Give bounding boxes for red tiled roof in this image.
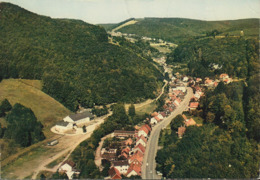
[185,118,196,127]
[124,138,133,146]
[109,167,122,179]
[182,114,187,120]
[134,143,146,154]
[205,79,213,84]
[190,102,199,108]
[143,124,151,132]
[128,151,143,164]
[137,135,147,143]
[126,163,142,176]
[160,112,166,117]
[178,126,186,137]
[155,116,160,121]
[122,146,131,154]
[151,112,159,117]
[220,73,228,78]
[169,107,173,112]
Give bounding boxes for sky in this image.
[1,0,260,24]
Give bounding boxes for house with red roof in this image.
[126,163,142,177]
[136,135,147,147]
[219,73,229,80]
[108,167,122,179]
[124,138,133,146]
[128,151,143,164]
[189,102,199,110]
[133,143,146,154]
[185,118,197,127]
[112,160,129,175]
[177,126,186,138]
[138,125,149,137]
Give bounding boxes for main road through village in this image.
[142,87,193,179]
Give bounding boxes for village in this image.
[52,65,233,179]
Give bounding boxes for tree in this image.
[40,174,46,180]
[82,125,87,133]
[1,99,12,112]
[4,103,45,147]
[128,104,136,117]
[170,114,185,131]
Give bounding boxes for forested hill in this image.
[112,18,259,43]
[0,2,162,111]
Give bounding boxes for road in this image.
[2,113,111,180]
[142,87,193,179]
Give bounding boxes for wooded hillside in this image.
[0,3,162,111]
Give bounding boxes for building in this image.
[189,102,199,110]
[114,130,136,138]
[128,151,143,164]
[136,135,147,147]
[55,121,73,133]
[177,126,186,138]
[112,160,129,175]
[133,143,146,154]
[185,118,197,127]
[138,126,149,137]
[108,167,122,179]
[58,161,80,179]
[101,148,117,161]
[63,111,94,125]
[126,163,142,177]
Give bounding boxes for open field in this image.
[0,79,71,137]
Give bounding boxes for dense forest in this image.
[113,18,259,43]
[167,37,259,78]
[156,79,260,178]
[0,3,162,111]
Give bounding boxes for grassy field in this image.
[135,101,157,115]
[0,79,71,137]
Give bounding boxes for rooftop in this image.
[69,111,94,121]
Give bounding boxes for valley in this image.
[0,2,259,180]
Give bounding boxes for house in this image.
[182,114,188,121]
[159,112,167,118]
[136,135,147,147]
[151,112,159,117]
[224,78,231,84]
[196,78,202,83]
[189,102,199,110]
[150,117,158,125]
[183,76,189,82]
[128,151,143,164]
[108,167,122,179]
[112,160,129,175]
[101,148,117,161]
[185,118,197,127]
[114,130,136,138]
[219,73,229,80]
[204,79,214,86]
[138,125,150,137]
[63,111,94,125]
[124,138,133,146]
[55,121,73,133]
[157,113,164,120]
[58,161,80,179]
[177,126,186,138]
[126,163,142,177]
[133,143,146,154]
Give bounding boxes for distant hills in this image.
[0,3,162,111]
[101,17,259,43]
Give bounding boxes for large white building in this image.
[63,111,94,125]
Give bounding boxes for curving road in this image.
[142,87,193,179]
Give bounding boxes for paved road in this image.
[142,87,193,179]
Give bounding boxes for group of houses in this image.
[101,124,152,179]
[54,110,94,133]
